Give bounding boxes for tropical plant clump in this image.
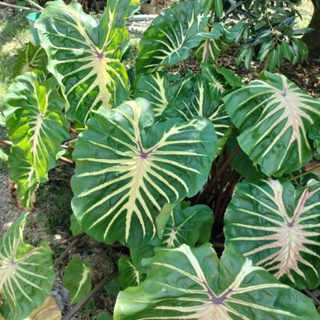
[1,0,320,319]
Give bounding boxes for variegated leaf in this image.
[71,98,216,246]
[225,178,320,289]
[136,1,207,74]
[161,202,213,247]
[193,23,233,63]
[3,73,69,207]
[162,73,230,153]
[0,212,54,320]
[13,42,47,77]
[114,243,319,319]
[223,71,320,177]
[118,257,146,289]
[134,72,177,119]
[63,257,92,304]
[36,0,130,124]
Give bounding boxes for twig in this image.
[58,156,75,166]
[24,0,43,11]
[52,232,86,249]
[62,271,118,320]
[54,237,82,268]
[303,289,320,306]
[0,140,12,146]
[0,1,32,10]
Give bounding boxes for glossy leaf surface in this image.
[0,212,54,320]
[71,98,216,246]
[114,243,319,319]
[224,71,320,177]
[225,178,320,289]
[136,1,207,74]
[3,73,69,207]
[36,0,130,124]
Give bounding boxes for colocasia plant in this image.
[1,0,320,319]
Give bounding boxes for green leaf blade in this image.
[71,98,216,246]
[225,178,320,289]
[114,243,320,319]
[224,71,320,177]
[136,2,207,74]
[0,212,54,320]
[63,257,92,304]
[36,1,130,124]
[3,73,69,207]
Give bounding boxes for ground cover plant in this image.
[1,0,320,319]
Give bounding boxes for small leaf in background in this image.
[114,243,320,319]
[225,178,320,289]
[133,72,177,119]
[63,257,92,304]
[156,202,179,239]
[118,257,146,289]
[161,202,213,247]
[97,312,113,320]
[193,23,233,63]
[105,277,121,297]
[72,98,216,246]
[224,71,320,177]
[136,1,208,74]
[13,42,47,78]
[0,212,54,320]
[0,149,8,162]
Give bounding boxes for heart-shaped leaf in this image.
[0,212,54,320]
[71,98,216,246]
[136,1,207,74]
[3,73,69,207]
[223,71,320,177]
[225,178,320,289]
[36,0,131,124]
[114,243,319,319]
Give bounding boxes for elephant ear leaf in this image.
[223,71,320,177]
[3,72,69,207]
[136,1,207,74]
[0,212,54,320]
[71,98,216,247]
[114,243,319,319]
[36,0,130,124]
[225,178,320,290]
[161,202,213,247]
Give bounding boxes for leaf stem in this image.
[58,156,75,166]
[24,0,43,11]
[52,232,86,249]
[62,271,118,320]
[303,289,320,307]
[0,139,13,146]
